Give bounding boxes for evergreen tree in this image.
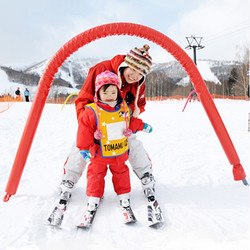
[228,67,238,96]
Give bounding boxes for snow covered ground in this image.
[0,99,249,250]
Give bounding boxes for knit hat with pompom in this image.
[93,70,132,139]
[124,44,152,77]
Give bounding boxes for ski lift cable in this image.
[205,23,249,42]
[205,19,249,40]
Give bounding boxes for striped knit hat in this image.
[124,44,152,77]
[94,70,121,102]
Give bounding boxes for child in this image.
[76,70,152,226]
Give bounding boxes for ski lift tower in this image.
[185,35,204,65]
[185,36,205,98]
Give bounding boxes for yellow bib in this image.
[86,102,131,158]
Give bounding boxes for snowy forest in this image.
[145,46,249,98]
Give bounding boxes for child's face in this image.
[99,85,118,102]
[123,67,143,84]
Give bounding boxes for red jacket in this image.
[75,55,146,121]
[77,101,145,157]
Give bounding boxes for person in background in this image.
[24,88,30,102]
[15,87,21,98]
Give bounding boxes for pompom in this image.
[123,128,132,137]
[143,44,150,52]
[94,129,102,140]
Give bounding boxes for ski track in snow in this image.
[0,100,249,250]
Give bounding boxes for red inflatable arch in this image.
[3,22,247,201]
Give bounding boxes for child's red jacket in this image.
[77,101,146,159]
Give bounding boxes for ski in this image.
[120,199,136,224]
[47,202,67,227]
[147,197,164,228]
[76,209,98,229]
[47,191,71,227]
[77,197,102,229]
[121,205,137,224]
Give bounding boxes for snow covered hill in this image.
[0,55,109,100]
[0,57,238,99]
[0,100,249,250]
[176,60,222,86]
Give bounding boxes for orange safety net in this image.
[0,95,22,113]
[146,95,249,101]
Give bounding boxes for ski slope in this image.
[0,99,249,250]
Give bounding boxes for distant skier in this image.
[15,87,23,101]
[76,71,153,226]
[24,88,30,102]
[15,87,21,97]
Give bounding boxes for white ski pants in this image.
[62,134,153,184]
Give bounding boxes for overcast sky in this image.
[0,0,249,66]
